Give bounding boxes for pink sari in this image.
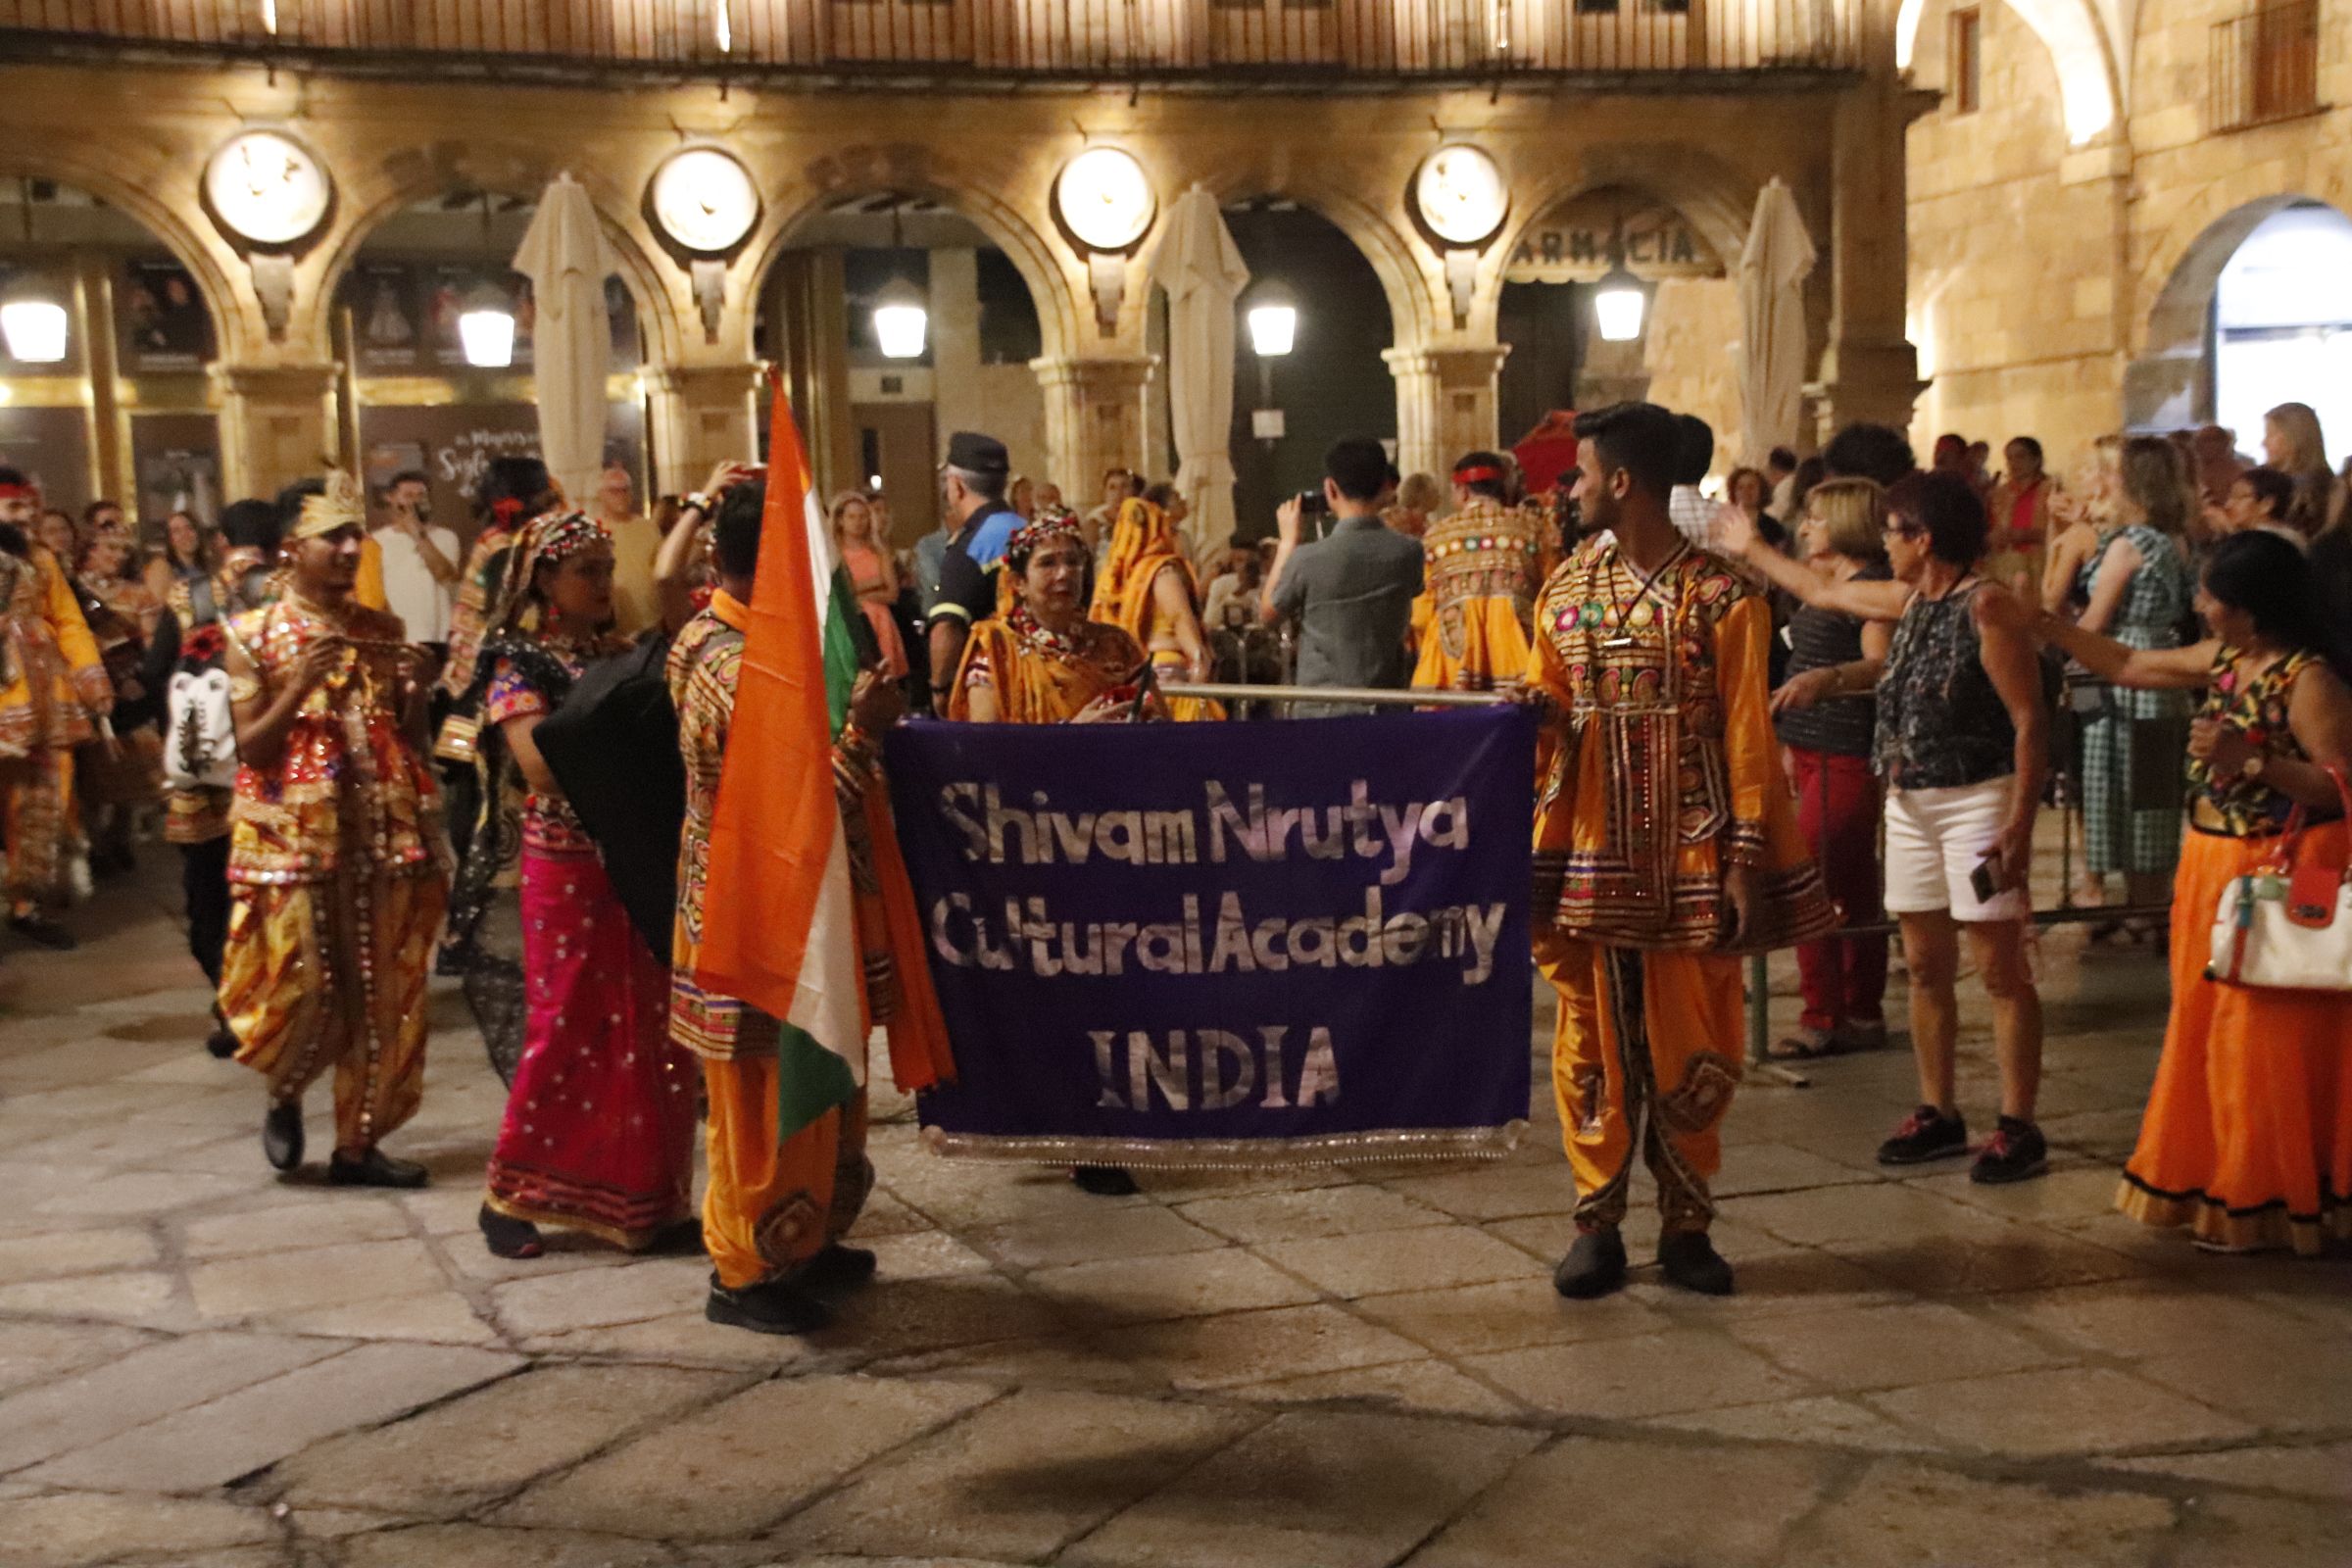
[481,658,698,1248]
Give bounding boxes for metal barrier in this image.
[1161,677,2189,1092]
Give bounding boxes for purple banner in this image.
[886,708,1537,1168]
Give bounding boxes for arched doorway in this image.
[1496,185,1733,468]
[0,176,221,527]
[759,193,1046,545]
[331,187,650,535]
[2212,204,2352,465]
[1212,199,1396,537]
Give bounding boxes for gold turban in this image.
[292,470,367,541]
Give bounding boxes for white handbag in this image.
[2207,766,2352,993]
[165,667,239,789]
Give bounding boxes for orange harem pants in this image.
[702,1054,872,1291]
[5,748,74,912]
[222,867,447,1156]
[1538,934,1745,1236]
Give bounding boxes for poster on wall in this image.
[357,400,647,542]
[130,414,222,527]
[119,259,215,372]
[348,262,423,373]
[0,406,95,517]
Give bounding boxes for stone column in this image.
[1384,343,1509,480]
[928,248,985,453]
[645,363,764,495]
[1812,62,1926,441]
[1030,355,1154,498]
[212,363,341,500]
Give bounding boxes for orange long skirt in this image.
[2117,820,2352,1255]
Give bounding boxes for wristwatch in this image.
[681,491,716,516]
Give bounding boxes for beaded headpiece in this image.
[291,471,367,541]
[1004,510,1083,568]
[484,509,612,637]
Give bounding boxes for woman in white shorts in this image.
[1726,467,2051,1183]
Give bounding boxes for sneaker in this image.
[1970,1117,2049,1185]
[707,1273,831,1336]
[1552,1226,1628,1299]
[1657,1230,1736,1296]
[1876,1104,1969,1166]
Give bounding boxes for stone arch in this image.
[746,150,1081,366]
[2124,191,2340,431]
[0,148,249,360]
[304,146,679,368]
[1475,144,1757,346]
[1155,168,1436,355]
[1897,0,2120,144]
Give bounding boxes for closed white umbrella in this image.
[513,173,613,509]
[1147,184,1250,562]
[1737,177,1817,469]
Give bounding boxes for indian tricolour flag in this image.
[694,379,869,1138]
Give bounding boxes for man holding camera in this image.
[1259,438,1423,717]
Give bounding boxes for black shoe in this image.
[1072,1165,1141,1197]
[8,914,74,951]
[1970,1117,2050,1185]
[1876,1104,1969,1166]
[1553,1227,1629,1299]
[205,1011,239,1060]
[479,1203,544,1259]
[1657,1230,1737,1296]
[646,1217,707,1255]
[801,1244,878,1295]
[707,1274,832,1336]
[326,1149,429,1189]
[263,1101,305,1172]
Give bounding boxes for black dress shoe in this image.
[8,914,75,951]
[707,1273,832,1336]
[801,1244,878,1294]
[263,1101,305,1172]
[1657,1230,1737,1297]
[1553,1226,1629,1299]
[479,1203,544,1259]
[326,1149,429,1189]
[1072,1165,1141,1197]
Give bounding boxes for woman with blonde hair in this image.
[829,490,908,680]
[1385,471,1443,539]
[1761,477,1895,1058]
[2263,402,2343,538]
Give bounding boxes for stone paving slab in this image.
[3,861,2351,1564]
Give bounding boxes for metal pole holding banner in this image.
[1157,682,1507,708]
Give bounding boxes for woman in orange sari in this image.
[952,513,1153,1198]
[2013,529,2352,1254]
[830,492,908,681]
[1088,491,1218,720]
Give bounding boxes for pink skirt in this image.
[485,840,699,1248]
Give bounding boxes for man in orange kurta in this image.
[670,482,949,1336]
[1411,451,1555,693]
[1522,405,1835,1299]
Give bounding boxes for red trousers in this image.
[1788,746,1887,1032]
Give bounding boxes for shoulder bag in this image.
[2208,764,2352,993]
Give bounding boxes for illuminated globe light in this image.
[1247,301,1298,358]
[0,299,70,365]
[458,302,516,368]
[1592,262,1646,343]
[873,272,929,361]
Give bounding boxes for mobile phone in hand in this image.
[1969,853,2003,906]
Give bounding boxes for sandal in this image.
[1768,1026,1838,1060]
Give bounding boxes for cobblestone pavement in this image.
[2,862,2348,1568]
